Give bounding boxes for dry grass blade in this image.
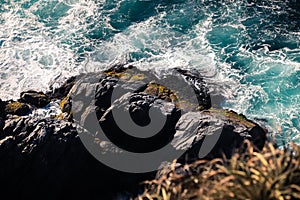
[137,141,300,200]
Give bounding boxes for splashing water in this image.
[0,0,299,147]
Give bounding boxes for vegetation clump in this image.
[138,141,300,200]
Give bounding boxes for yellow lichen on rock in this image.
[145,83,178,103]
[105,68,146,82]
[60,96,69,112]
[57,84,74,121]
[130,73,145,81]
[6,102,23,112]
[104,67,131,79]
[208,108,255,128]
[5,101,31,116]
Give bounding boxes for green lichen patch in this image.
[55,112,73,121]
[104,70,127,78]
[60,96,70,112]
[178,99,201,111]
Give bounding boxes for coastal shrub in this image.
[138,141,300,200]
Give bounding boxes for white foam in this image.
[0,0,299,146]
[0,0,101,100]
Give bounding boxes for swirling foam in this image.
[0,0,299,146]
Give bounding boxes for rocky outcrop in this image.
[47,76,76,99]
[0,99,6,133]
[5,101,31,116]
[20,90,50,108]
[172,109,266,163]
[0,115,150,199]
[0,65,267,199]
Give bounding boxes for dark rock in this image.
[172,109,266,162]
[47,76,76,100]
[0,65,268,199]
[175,68,212,110]
[89,66,188,153]
[0,117,4,134]
[95,74,119,118]
[0,115,152,199]
[5,101,31,116]
[93,66,160,121]
[20,90,50,108]
[0,99,6,132]
[0,98,6,118]
[73,65,266,162]
[99,92,181,153]
[94,65,211,115]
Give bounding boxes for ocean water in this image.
[0,0,299,147]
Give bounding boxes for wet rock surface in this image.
[20,90,50,108]
[0,65,267,199]
[5,101,32,116]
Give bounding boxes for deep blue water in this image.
[0,0,299,147]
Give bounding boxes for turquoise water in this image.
[0,0,299,147]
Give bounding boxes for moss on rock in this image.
[207,108,256,128]
[5,101,31,116]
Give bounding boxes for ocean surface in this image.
[0,0,299,147]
